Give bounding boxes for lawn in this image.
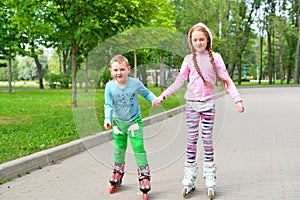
[0,85,185,164]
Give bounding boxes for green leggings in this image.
[112,116,148,167]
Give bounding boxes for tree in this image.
[0,1,26,93]
[41,0,176,106]
[294,0,300,84]
[7,0,56,89]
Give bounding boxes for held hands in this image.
[152,95,165,106]
[236,101,245,113]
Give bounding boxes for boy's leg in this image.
[128,117,151,193]
[128,116,148,167]
[112,121,128,165]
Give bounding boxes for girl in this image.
[153,22,244,198]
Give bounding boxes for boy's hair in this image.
[110,55,129,67]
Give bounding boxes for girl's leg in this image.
[200,107,217,188]
[182,104,200,193]
[185,104,201,164]
[200,107,216,163]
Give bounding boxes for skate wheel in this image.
[208,188,214,200]
[109,186,115,194]
[143,193,148,200]
[182,188,188,198]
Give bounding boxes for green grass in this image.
[235,79,298,87]
[0,85,185,164]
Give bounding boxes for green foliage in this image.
[98,68,111,88]
[0,86,185,164]
[44,73,70,89]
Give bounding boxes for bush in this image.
[44,73,70,89]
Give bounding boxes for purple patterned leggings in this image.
[185,104,215,163]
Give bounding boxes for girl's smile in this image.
[191,30,208,53]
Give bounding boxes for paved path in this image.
[0,87,300,200]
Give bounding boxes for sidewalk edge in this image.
[0,92,225,181]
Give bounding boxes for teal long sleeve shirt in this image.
[104,77,156,123]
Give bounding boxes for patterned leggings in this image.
[185,104,216,164]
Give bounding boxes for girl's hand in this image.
[152,95,165,106]
[104,121,112,130]
[236,101,245,113]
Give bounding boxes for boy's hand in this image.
[104,121,112,130]
[152,95,165,106]
[236,101,245,113]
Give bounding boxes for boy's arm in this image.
[104,83,113,129]
[138,82,156,103]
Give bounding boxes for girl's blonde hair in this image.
[189,26,228,90]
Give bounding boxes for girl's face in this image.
[191,30,208,54]
[110,61,130,85]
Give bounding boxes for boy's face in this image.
[110,61,131,84]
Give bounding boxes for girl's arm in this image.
[160,59,190,100]
[213,53,242,103]
[214,53,244,113]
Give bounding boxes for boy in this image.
[104,55,156,196]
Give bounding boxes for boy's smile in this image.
[110,61,131,86]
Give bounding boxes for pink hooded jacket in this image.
[161,22,242,103]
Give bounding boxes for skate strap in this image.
[139,174,151,180]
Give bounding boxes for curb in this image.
[0,92,225,181]
[0,104,186,181]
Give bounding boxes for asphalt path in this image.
[0,87,299,200]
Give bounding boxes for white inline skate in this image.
[202,162,217,200]
[182,162,198,198]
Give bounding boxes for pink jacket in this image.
[161,23,242,103]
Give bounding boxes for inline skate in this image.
[138,166,151,200]
[182,162,198,198]
[202,162,217,200]
[109,163,125,194]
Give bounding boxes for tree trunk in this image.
[134,50,137,78]
[279,30,284,84]
[225,0,230,65]
[34,55,44,89]
[259,36,263,84]
[267,29,273,84]
[140,65,147,87]
[237,54,242,85]
[230,61,236,78]
[85,56,88,92]
[159,55,165,91]
[294,1,300,84]
[62,49,68,74]
[71,41,78,107]
[8,58,12,94]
